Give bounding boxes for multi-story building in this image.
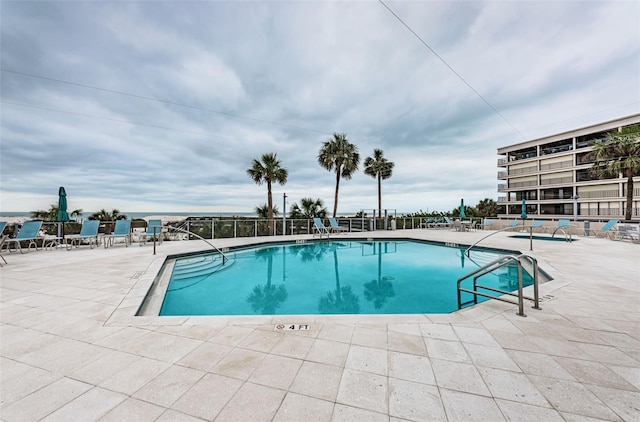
[497,114,640,222]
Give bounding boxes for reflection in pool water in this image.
[160,240,533,316]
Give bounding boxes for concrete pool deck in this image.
[1,229,638,421]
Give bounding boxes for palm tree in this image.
[88,209,127,221]
[30,205,82,221]
[289,198,328,219]
[317,133,360,217]
[364,148,394,218]
[255,204,280,219]
[475,198,499,218]
[247,153,288,234]
[591,125,640,221]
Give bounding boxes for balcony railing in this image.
[509,180,538,188]
[539,161,573,171]
[578,190,619,199]
[508,166,537,176]
[540,176,573,186]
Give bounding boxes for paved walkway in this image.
[1,229,638,421]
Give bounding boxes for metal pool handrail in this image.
[457,253,541,317]
[464,225,526,256]
[165,225,229,264]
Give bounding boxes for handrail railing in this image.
[464,225,526,256]
[161,225,229,263]
[457,253,540,317]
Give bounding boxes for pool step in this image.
[172,255,228,280]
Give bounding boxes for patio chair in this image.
[529,221,544,232]
[4,221,43,253]
[65,220,100,250]
[139,219,163,246]
[432,216,451,229]
[612,223,640,243]
[312,217,330,238]
[328,218,348,233]
[593,219,618,239]
[506,221,519,229]
[549,219,571,238]
[104,220,132,248]
[0,236,7,266]
[0,222,8,266]
[481,219,494,230]
[421,218,434,228]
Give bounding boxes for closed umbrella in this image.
[57,187,69,240]
[460,199,466,219]
[520,199,528,231]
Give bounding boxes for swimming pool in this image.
[156,239,536,316]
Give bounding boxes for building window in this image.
[540,188,573,200]
[576,131,608,149]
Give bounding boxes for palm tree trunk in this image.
[377,174,382,220]
[626,168,634,222]
[267,180,274,235]
[333,167,341,218]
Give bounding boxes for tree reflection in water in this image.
[247,247,288,314]
[318,246,360,314]
[363,242,395,309]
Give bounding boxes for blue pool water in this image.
[159,240,534,316]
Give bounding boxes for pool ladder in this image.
[457,254,541,317]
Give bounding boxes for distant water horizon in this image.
[0,211,259,219]
[0,210,368,220]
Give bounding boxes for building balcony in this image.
[539,176,573,186]
[539,160,573,171]
[508,166,538,176]
[509,180,538,188]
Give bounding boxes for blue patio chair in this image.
[104,220,132,248]
[529,221,544,232]
[328,218,347,233]
[481,219,494,230]
[312,218,330,238]
[594,219,618,239]
[0,222,8,266]
[65,220,100,250]
[421,217,434,228]
[433,216,451,229]
[550,219,571,238]
[139,219,163,246]
[506,221,519,229]
[5,221,43,253]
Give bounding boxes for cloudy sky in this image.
[1,1,638,216]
